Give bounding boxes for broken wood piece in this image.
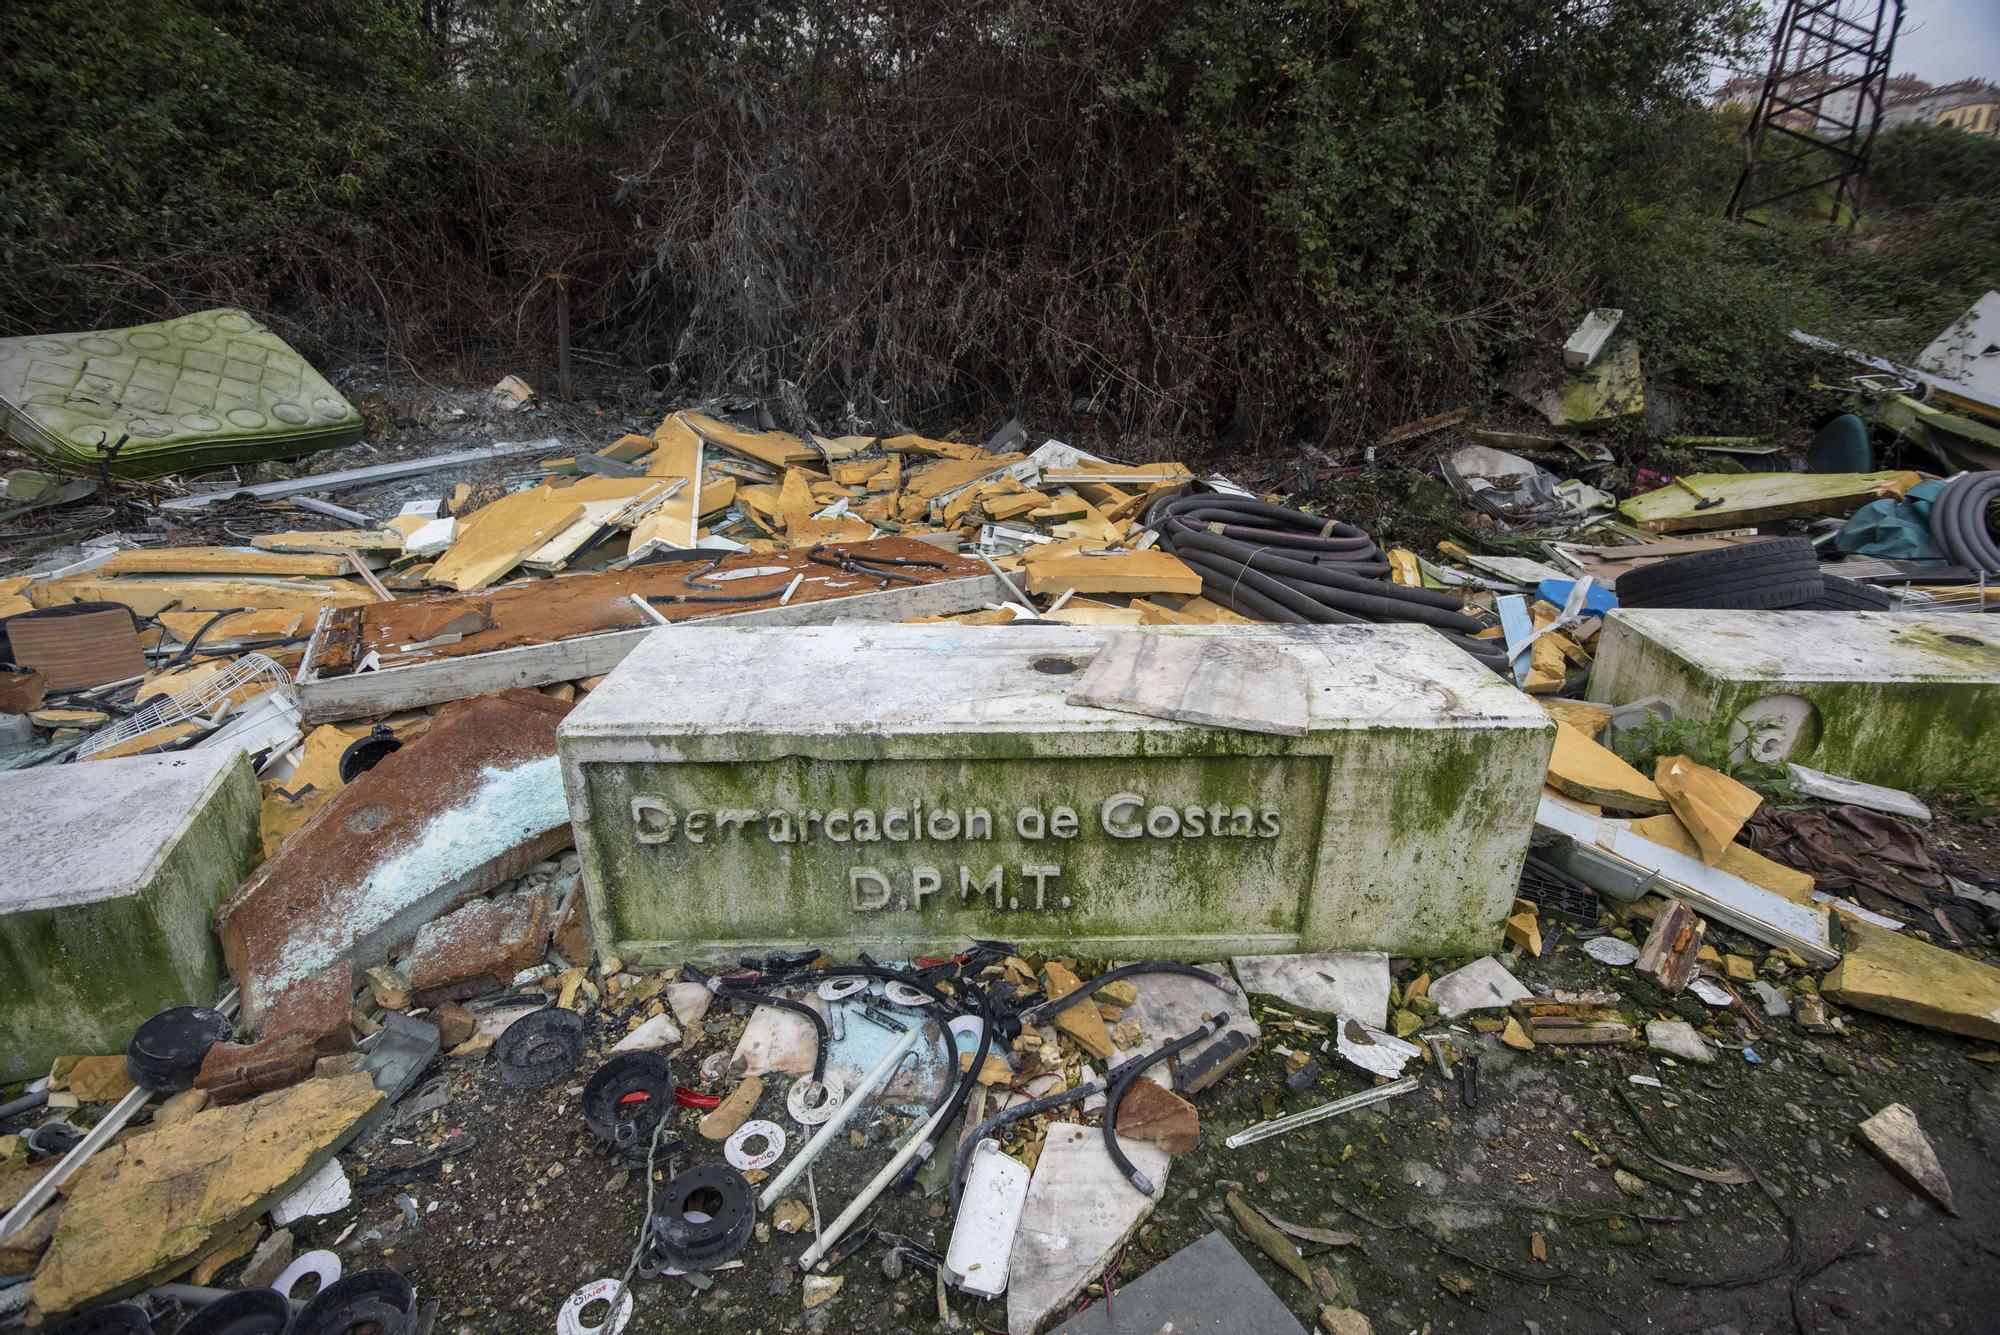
[1545,721,1668,814]
[1634,900,1705,995]
[100,547,378,578]
[424,487,587,591]
[1022,551,1201,598]
[1653,755,1761,865]
[1040,962,1114,1061]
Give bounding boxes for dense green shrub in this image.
[4,1,1992,445]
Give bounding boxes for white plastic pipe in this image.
[796,1096,956,1272]
[758,1025,921,1211]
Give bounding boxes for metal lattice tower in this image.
[1726,0,1905,227]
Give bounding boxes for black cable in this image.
[1102,1014,1229,1194]
[1018,961,1232,1029]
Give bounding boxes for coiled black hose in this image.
[1932,471,2000,574]
[1146,491,1511,672]
[1101,1013,1227,1195]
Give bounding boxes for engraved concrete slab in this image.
[1589,610,2000,790]
[559,623,1553,962]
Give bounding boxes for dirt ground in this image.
[248,874,2000,1335]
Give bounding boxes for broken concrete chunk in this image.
[1114,1078,1201,1155]
[216,689,574,1029]
[1824,919,2000,1042]
[1645,1020,1716,1065]
[1856,1102,1955,1215]
[1232,952,1390,1029]
[31,1071,382,1315]
[1429,957,1533,1018]
[1007,1122,1171,1334]
[0,749,261,1083]
[404,892,553,1007]
[1785,763,1931,821]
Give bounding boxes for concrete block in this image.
[558,624,1554,963]
[1589,610,2000,791]
[0,749,260,1082]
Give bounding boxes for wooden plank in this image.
[158,609,307,645]
[100,547,368,578]
[678,411,820,468]
[250,530,408,555]
[160,439,564,510]
[27,575,375,616]
[294,573,1013,722]
[1617,471,1922,534]
[1023,552,1201,598]
[425,488,587,591]
[631,420,702,553]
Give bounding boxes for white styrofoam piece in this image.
[1564,307,1624,370]
[1786,763,1931,821]
[945,1139,1032,1298]
[270,1158,351,1226]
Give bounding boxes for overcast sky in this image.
[1714,0,1999,88]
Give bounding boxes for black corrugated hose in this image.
[1144,492,1512,672]
[1931,471,2000,574]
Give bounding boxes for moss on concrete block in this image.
[560,624,1553,963]
[0,750,261,1081]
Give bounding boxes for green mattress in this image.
[0,308,363,480]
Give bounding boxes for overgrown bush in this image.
[11,1,1993,447]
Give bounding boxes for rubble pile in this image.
[1,306,1998,1334]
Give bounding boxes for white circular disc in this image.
[788,1072,846,1125]
[724,1118,787,1171]
[273,1249,343,1302]
[816,976,870,1001]
[557,1278,634,1335]
[882,980,933,1007]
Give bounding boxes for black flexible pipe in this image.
[1019,962,1233,1029]
[946,1035,1189,1217]
[1935,472,2000,573]
[1102,1014,1228,1195]
[717,985,831,1082]
[725,963,975,1167]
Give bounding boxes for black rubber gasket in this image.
[290,1270,416,1335]
[51,1303,154,1334]
[647,1163,756,1271]
[338,725,403,782]
[174,1287,293,1335]
[126,1005,234,1092]
[492,1007,586,1087]
[581,1051,675,1148]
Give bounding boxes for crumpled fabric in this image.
[1832,479,1947,560]
[1745,803,1943,911]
